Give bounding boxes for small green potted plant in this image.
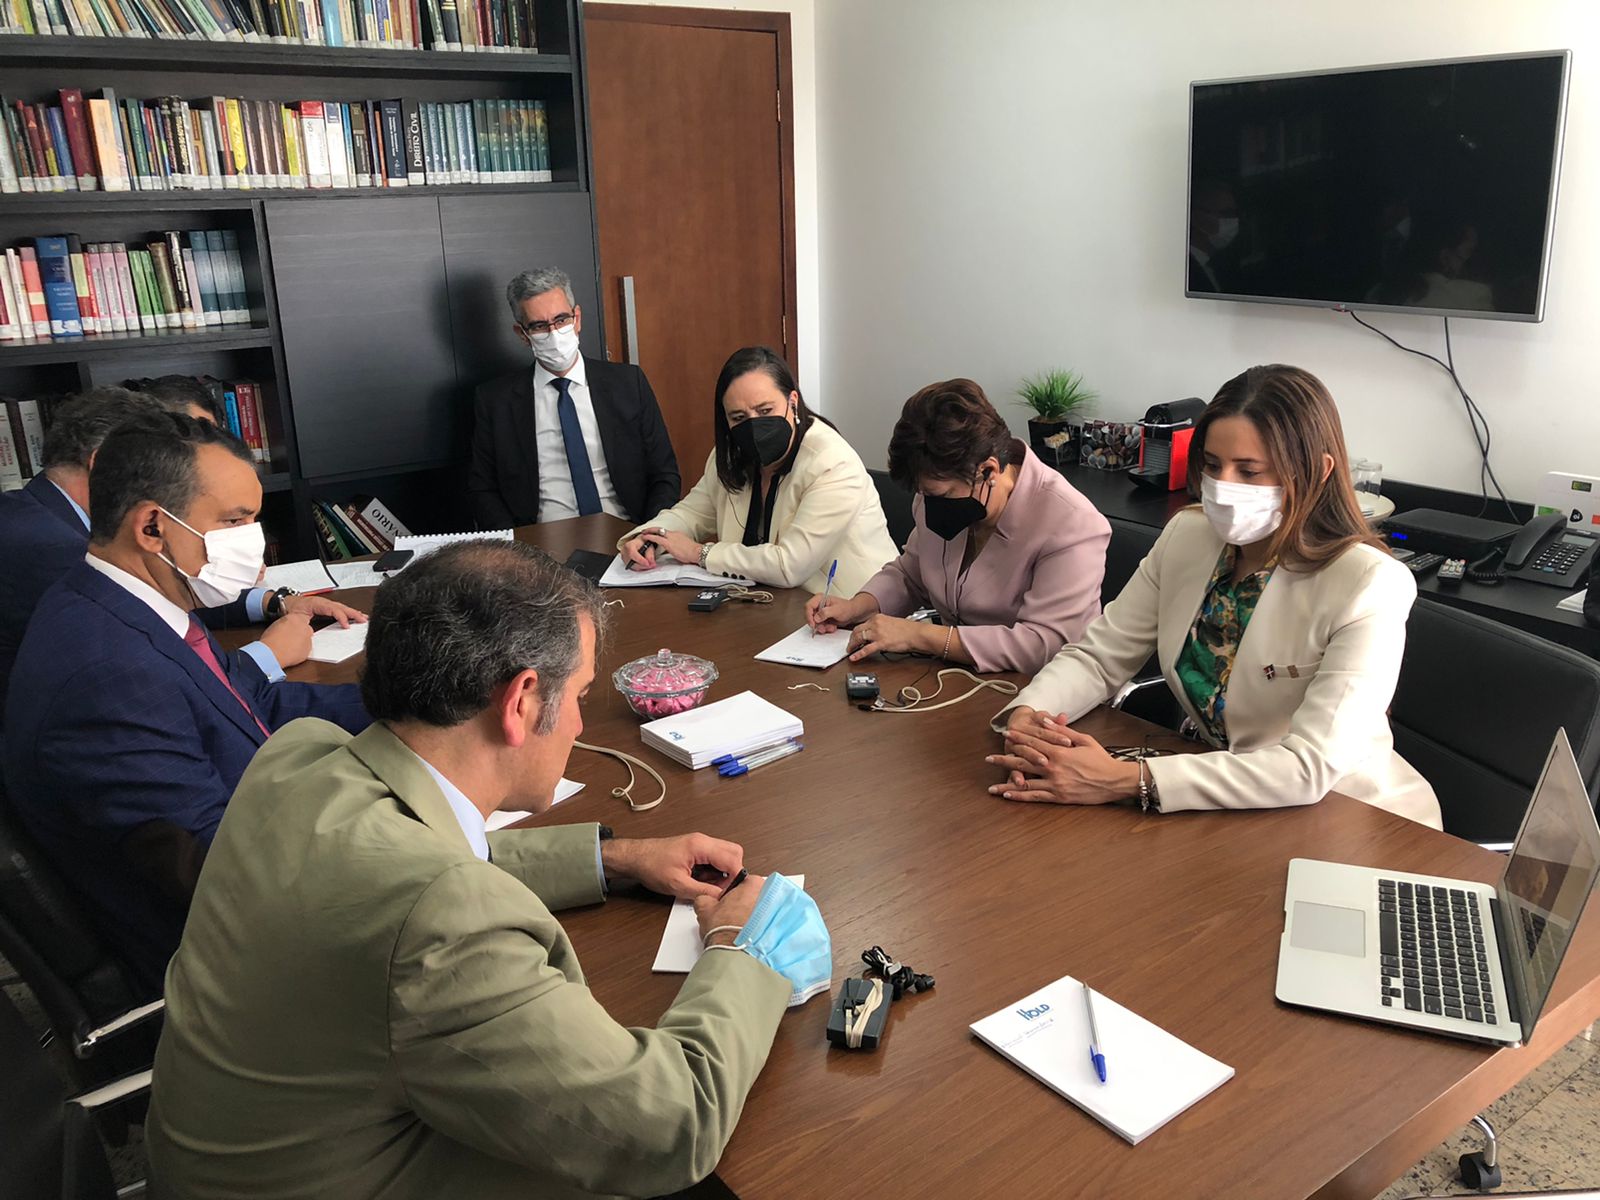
[1017,369,1096,465]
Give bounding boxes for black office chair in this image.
[0,987,148,1200]
[868,468,915,552]
[0,785,164,1088]
[1100,517,1185,730]
[1390,597,1600,847]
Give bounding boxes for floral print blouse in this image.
[1173,546,1277,747]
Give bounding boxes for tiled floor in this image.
[1377,1023,1600,1199]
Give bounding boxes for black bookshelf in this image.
[0,0,604,560]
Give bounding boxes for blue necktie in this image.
[553,376,602,517]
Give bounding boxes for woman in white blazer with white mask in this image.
[988,364,1440,828]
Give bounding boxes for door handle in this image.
[620,275,641,366]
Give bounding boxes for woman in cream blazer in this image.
[618,346,896,596]
[989,365,1440,829]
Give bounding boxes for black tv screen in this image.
[1187,51,1570,321]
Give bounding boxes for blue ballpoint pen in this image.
[719,741,803,777]
[812,559,839,636]
[1082,981,1107,1084]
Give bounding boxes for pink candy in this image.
[614,648,718,719]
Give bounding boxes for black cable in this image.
[861,945,935,999]
[1345,310,1518,520]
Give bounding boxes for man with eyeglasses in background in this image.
[468,266,681,529]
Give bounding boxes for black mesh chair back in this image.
[1102,516,1159,608]
[1391,598,1600,844]
[868,468,915,552]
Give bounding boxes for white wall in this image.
[584,0,820,398]
[813,0,1596,499]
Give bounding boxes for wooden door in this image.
[584,4,796,482]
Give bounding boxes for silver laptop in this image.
[1276,728,1600,1046]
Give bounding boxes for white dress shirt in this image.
[411,750,490,863]
[85,552,192,638]
[533,356,627,523]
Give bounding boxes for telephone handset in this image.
[1503,512,1599,587]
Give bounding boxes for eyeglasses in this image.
[521,311,575,335]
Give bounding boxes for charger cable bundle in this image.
[866,667,1018,714]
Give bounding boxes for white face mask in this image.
[529,324,581,374]
[158,507,266,608]
[1201,474,1283,547]
[1210,216,1240,252]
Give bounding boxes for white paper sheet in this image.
[484,779,585,831]
[326,562,390,590]
[260,559,337,594]
[306,622,369,663]
[970,974,1234,1145]
[754,625,852,670]
[653,874,805,973]
[1557,588,1587,614]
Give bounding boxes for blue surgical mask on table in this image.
[734,872,832,1006]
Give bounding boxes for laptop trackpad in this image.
[1290,902,1367,957]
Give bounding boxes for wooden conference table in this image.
[264,515,1600,1200]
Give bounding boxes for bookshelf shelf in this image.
[0,181,581,215]
[0,0,598,557]
[0,325,275,364]
[0,34,573,77]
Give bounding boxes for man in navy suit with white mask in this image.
[3,412,370,995]
[467,266,681,529]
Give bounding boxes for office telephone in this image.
[1502,512,1599,588]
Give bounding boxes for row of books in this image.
[0,374,273,490]
[0,231,252,341]
[0,0,540,49]
[1,91,552,193]
[313,496,410,558]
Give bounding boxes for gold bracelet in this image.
[940,624,954,661]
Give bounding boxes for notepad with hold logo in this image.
[970,974,1233,1145]
[639,690,803,769]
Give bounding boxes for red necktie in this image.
[185,616,271,739]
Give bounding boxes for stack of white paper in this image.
[599,553,755,590]
[484,779,585,831]
[394,529,515,567]
[755,625,852,669]
[326,561,390,590]
[306,622,368,663]
[261,559,338,594]
[640,690,803,769]
[970,974,1234,1145]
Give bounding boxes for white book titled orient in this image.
[970,974,1233,1145]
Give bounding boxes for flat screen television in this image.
[1186,51,1570,322]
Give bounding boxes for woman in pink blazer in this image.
[807,379,1110,675]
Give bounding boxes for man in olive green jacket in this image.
[148,541,795,1199]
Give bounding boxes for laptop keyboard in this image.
[1378,879,1497,1025]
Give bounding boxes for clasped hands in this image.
[805,592,940,662]
[620,528,702,571]
[600,832,766,947]
[985,706,1142,806]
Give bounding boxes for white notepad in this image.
[970,974,1233,1145]
[306,622,369,663]
[640,691,803,769]
[261,559,337,594]
[598,552,755,590]
[755,625,852,669]
[326,561,390,590]
[394,529,515,566]
[484,779,585,831]
[653,875,806,973]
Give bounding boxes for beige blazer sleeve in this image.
[389,860,791,1198]
[621,450,723,547]
[992,516,1172,728]
[1147,553,1414,813]
[485,822,606,912]
[704,453,872,589]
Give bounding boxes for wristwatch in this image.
[264,587,298,619]
[597,824,615,842]
[697,543,713,570]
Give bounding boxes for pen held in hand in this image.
[813,558,839,636]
